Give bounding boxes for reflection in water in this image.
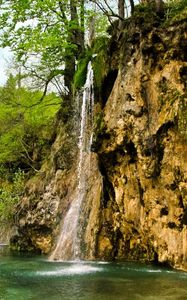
[36,264,102,276]
[0,256,187,300]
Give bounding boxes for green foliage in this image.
[165,0,187,22]
[134,2,156,14]
[73,34,109,91]
[133,2,159,28]
[86,9,109,38]
[0,1,75,63]
[0,74,61,169]
[73,50,92,90]
[92,36,109,89]
[94,13,109,37]
[0,73,61,223]
[0,0,112,93]
[73,10,110,91]
[94,111,105,136]
[0,0,86,90]
[0,170,25,223]
[134,0,187,23]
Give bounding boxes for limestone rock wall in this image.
[95,18,187,270]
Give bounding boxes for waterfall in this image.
[49,62,94,261]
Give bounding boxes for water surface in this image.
[0,255,187,300]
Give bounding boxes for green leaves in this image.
[0,74,61,167]
[0,0,111,96]
[165,0,187,22]
[0,169,25,223]
[0,0,84,77]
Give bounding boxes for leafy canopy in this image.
[0,0,86,92]
[0,74,61,168]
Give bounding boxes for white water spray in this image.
[50,62,94,261]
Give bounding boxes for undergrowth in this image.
[0,169,25,224]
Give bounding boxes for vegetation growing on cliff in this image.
[0,74,60,224]
[0,170,25,224]
[165,0,187,22]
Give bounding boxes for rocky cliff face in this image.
[11,14,187,270]
[94,17,187,270]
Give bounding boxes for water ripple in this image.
[36,264,102,277]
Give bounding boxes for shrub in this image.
[165,0,187,21]
[92,36,110,90]
[73,49,92,90]
[0,169,25,223]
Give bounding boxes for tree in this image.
[0,0,86,102]
[91,0,166,25]
[0,74,61,172]
[118,0,125,19]
[90,0,131,23]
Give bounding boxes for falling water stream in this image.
[50,62,94,261]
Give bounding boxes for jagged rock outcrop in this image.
[94,17,187,270]
[10,13,187,271]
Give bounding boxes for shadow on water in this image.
[0,254,187,300]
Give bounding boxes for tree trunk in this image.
[63,0,86,101]
[118,0,125,19]
[129,0,134,15]
[88,15,95,47]
[64,0,79,93]
[79,0,85,50]
[118,0,124,30]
